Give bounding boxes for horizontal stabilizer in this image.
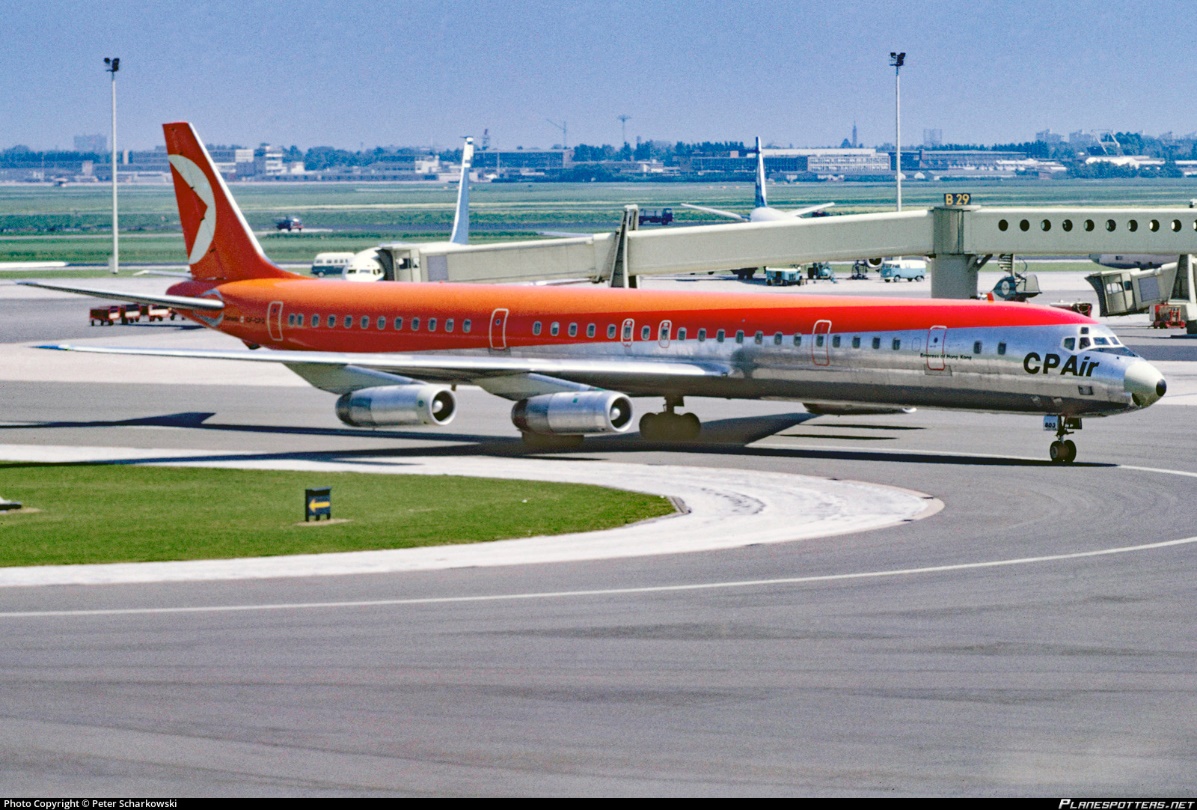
[17,280,225,311]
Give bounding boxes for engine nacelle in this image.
[866,257,884,269]
[803,402,916,416]
[511,391,634,435]
[336,385,456,427]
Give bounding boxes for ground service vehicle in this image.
[881,259,927,282]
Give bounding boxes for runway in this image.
[2,276,1197,795]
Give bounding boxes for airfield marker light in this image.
[104,57,120,274]
[889,52,905,212]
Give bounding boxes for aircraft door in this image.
[926,325,947,371]
[812,319,831,366]
[621,318,635,348]
[267,301,284,342]
[489,308,509,351]
[658,320,672,347]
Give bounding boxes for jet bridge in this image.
[377,203,1197,300]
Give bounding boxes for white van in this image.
[880,258,927,282]
[310,252,354,277]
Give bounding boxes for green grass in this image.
[0,463,675,567]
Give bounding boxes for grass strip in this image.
[0,462,675,567]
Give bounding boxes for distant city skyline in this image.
[5,0,1196,152]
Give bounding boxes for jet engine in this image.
[335,385,456,427]
[511,391,634,435]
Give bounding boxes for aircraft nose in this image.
[1124,361,1167,408]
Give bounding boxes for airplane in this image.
[340,136,475,281]
[24,122,1169,464]
[681,137,834,224]
[1089,253,1169,270]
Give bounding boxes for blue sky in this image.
[5,0,1195,151]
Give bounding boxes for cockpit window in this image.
[1078,337,1091,349]
[1063,337,1076,351]
[1095,346,1137,357]
[1093,337,1110,345]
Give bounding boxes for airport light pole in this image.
[890,51,905,212]
[618,114,631,146]
[105,57,120,274]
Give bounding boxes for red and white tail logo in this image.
[162,122,292,282]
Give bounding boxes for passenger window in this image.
[641,325,651,340]
[754,331,764,344]
[463,319,471,334]
[551,322,560,336]
[892,338,901,350]
[587,324,596,338]
[344,315,353,328]
[568,323,578,337]
[872,337,881,349]
[816,335,825,347]
[698,328,707,342]
[533,321,542,336]
[832,335,841,348]
[393,317,404,330]
[311,314,319,328]
[327,315,336,328]
[445,318,454,332]
[360,316,369,329]
[973,340,982,354]
[411,317,420,330]
[428,318,437,331]
[773,332,782,345]
[622,322,633,341]
[997,342,1007,355]
[793,334,802,347]
[377,316,386,330]
[608,324,617,339]
[717,329,726,343]
[735,330,745,344]
[287,314,295,326]
[1063,337,1075,351]
[851,336,860,348]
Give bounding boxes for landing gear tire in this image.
[639,411,701,442]
[1049,439,1078,464]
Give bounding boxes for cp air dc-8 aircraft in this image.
[28,123,1167,463]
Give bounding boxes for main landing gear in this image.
[639,396,702,441]
[1046,414,1080,464]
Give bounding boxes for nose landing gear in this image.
[1046,414,1081,463]
[639,395,702,441]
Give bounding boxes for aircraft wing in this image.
[785,203,836,217]
[36,344,728,387]
[17,281,224,311]
[679,203,747,222]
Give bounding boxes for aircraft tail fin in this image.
[754,136,767,209]
[162,122,294,282]
[449,136,474,245]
